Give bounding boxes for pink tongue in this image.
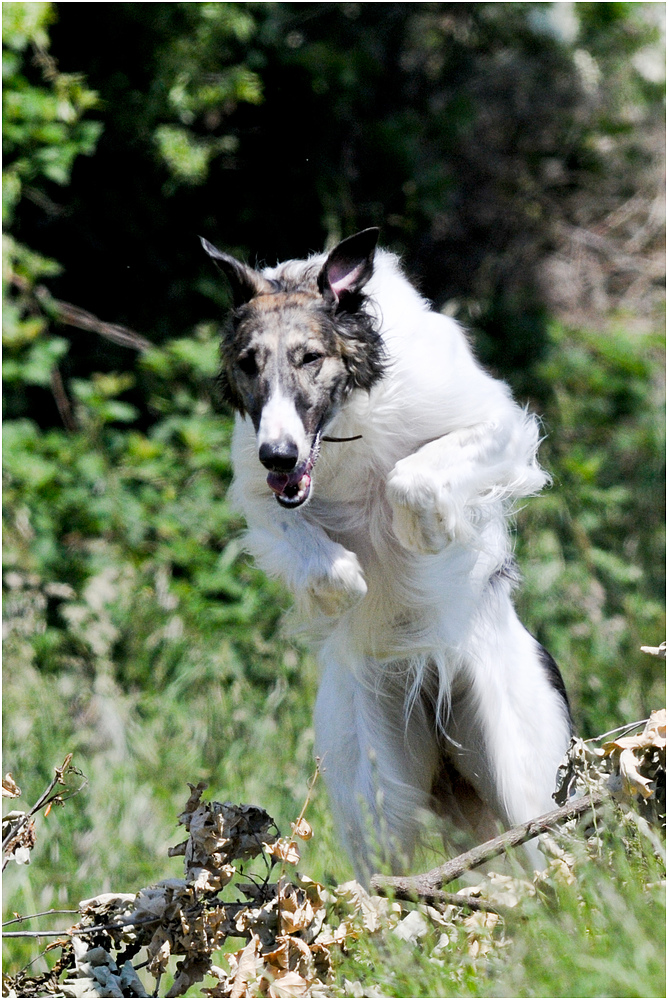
[266,471,290,495]
[266,467,308,495]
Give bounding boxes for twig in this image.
[3,909,79,927]
[586,719,649,743]
[391,888,512,916]
[2,915,161,939]
[2,901,251,939]
[2,930,79,939]
[289,761,320,847]
[6,273,153,353]
[3,756,69,851]
[50,364,77,432]
[34,286,154,352]
[2,754,87,869]
[370,792,606,899]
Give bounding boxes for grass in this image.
[3,614,666,997]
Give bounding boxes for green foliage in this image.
[334,836,665,999]
[2,1,101,224]
[2,1,102,436]
[148,3,262,192]
[3,313,664,996]
[515,321,665,737]
[3,0,661,381]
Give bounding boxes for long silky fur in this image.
[220,243,572,881]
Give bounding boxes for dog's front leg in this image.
[241,501,367,616]
[386,416,546,555]
[230,421,367,615]
[300,533,368,617]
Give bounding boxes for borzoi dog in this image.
[202,227,572,879]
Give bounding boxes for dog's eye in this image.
[302,351,323,367]
[237,352,258,377]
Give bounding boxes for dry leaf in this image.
[336,881,401,934]
[392,909,430,944]
[266,838,300,865]
[2,814,36,865]
[2,774,21,798]
[230,936,263,998]
[291,818,313,841]
[277,886,315,936]
[618,747,656,799]
[147,928,172,978]
[267,969,311,997]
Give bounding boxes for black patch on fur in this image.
[216,337,248,414]
[318,301,387,395]
[210,232,387,416]
[538,643,572,726]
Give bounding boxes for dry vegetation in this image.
[3,708,664,998]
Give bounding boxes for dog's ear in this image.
[200,237,270,307]
[318,228,379,308]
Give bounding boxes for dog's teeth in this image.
[275,472,312,508]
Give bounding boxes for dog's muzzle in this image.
[265,432,321,508]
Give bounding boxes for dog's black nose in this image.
[259,439,299,473]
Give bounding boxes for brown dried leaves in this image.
[555,708,666,824]
[169,781,277,893]
[63,784,364,998]
[602,708,666,804]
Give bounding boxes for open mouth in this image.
[265,432,321,509]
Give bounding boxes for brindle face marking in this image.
[201,229,385,508]
[232,293,349,437]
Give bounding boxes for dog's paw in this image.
[387,461,467,555]
[305,550,368,616]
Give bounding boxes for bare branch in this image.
[50,364,77,432]
[387,888,512,916]
[586,719,649,743]
[2,754,87,869]
[2,902,250,940]
[2,915,160,939]
[34,286,154,352]
[3,909,79,927]
[370,792,606,899]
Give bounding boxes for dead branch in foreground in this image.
[370,792,606,900]
[379,887,513,916]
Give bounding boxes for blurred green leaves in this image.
[147,3,262,191]
[516,320,665,736]
[2,2,101,224]
[0,4,283,697]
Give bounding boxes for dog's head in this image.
[202,228,386,508]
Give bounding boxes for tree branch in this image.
[370,792,606,900]
[34,286,154,352]
[3,909,79,928]
[2,902,250,939]
[50,364,77,432]
[2,915,160,939]
[387,888,512,916]
[2,755,87,870]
